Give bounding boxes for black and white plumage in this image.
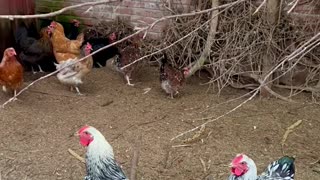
[228,154,295,180]
[77,126,128,180]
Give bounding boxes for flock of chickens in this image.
[0,19,190,98]
[0,20,296,179]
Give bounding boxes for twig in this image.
[171,144,192,148]
[0,0,121,20]
[200,157,207,173]
[253,0,267,15]
[287,0,300,14]
[129,135,142,180]
[68,148,85,163]
[281,120,302,154]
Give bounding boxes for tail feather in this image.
[160,54,168,81]
[261,156,295,179]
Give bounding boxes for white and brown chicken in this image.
[55,42,93,95]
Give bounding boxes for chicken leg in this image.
[38,65,44,73]
[2,86,7,92]
[125,75,134,86]
[75,87,83,96]
[70,86,83,95]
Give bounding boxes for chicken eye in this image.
[240,162,246,165]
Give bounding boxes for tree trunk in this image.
[260,0,281,97]
[186,0,219,78]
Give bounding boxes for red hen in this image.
[0,48,24,98]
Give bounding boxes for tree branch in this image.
[0,0,121,20]
[186,0,220,78]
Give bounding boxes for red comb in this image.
[232,154,243,165]
[78,125,90,134]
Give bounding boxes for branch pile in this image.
[158,0,320,100]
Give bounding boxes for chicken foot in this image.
[125,75,134,86]
[31,65,45,74]
[70,86,83,96]
[38,65,44,73]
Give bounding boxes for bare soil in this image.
[0,65,319,180]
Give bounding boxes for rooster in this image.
[55,42,93,95]
[228,154,295,180]
[160,54,190,98]
[76,125,128,180]
[0,48,24,98]
[112,35,142,86]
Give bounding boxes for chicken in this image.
[83,29,119,68]
[48,21,84,63]
[16,26,54,73]
[0,48,24,98]
[76,125,128,180]
[160,54,190,98]
[66,19,81,40]
[228,154,295,180]
[55,42,93,95]
[111,35,142,86]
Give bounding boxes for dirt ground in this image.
[0,65,320,180]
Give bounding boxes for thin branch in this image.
[287,0,300,14]
[68,148,85,163]
[0,0,121,20]
[253,0,267,15]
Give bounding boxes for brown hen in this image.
[48,21,84,63]
[0,48,24,98]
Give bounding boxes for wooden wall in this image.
[0,0,35,55]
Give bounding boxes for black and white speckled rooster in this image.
[228,154,295,180]
[77,125,128,180]
[160,54,190,98]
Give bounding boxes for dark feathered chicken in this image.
[16,26,55,73]
[112,35,142,86]
[77,125,128,180]
[160,55,189,98]
[66,19,81,40]
[83,29,119,68]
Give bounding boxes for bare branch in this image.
[0,0,121,20]
[287,0,300,14]
[253,0,267,15]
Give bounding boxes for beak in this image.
[229,163,233,168]
[74,132,79,136]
